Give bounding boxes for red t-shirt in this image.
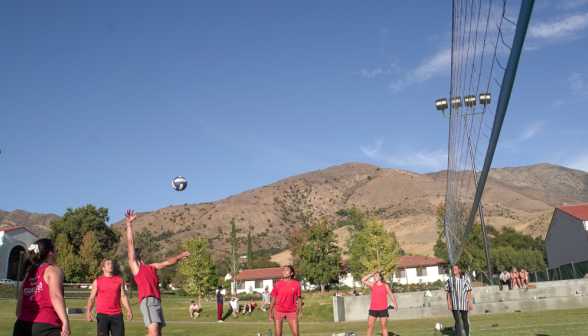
[270,279,301,313]
[19,263,63,327]
[96,275,123,315]
[370,283,388,310]
[134,264,160,301]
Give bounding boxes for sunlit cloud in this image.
[354,68,392,78]
[520,122,542,140]
[568,70,588,102]
[528,12,588,40]
[361,139,447,171]
[389,48,451,93]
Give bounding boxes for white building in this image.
[392,256,449,285]
[545,204,588,268]
[233,267,283,294]
[0,227,38,281]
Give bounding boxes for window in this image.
[236,282,245,290]
[417,268,428,277]
[255,280,263,289]
[394,270,406,279]
[439,266,448,275]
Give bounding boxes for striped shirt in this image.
[445,276,472,311]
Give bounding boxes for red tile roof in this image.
[556,203,588,221]
[235,267,284,281]
[397,256,447,269]
[0,226,38,237]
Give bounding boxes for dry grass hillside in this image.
[105,163,588,261]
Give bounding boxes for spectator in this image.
[520,268,529,288]
[216,286,224,323]
[261,289,271,312]
[189,301,199,319]
[242,300,257,315]
[499,268,511,291]
[229,297,240,318]
[511,268,522,289]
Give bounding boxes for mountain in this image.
[0,209,59,238]
[110,163,588,260]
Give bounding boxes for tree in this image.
[296,217,342,292]
[226,218,242,294]
[134,227,161,264]
[247,229,253,265]
[55,233,83,282]
[79,231,102,282]
[179,236,218,306]
[248,258,280,269]
[348,216,399,282]
[48,205,121,255]
[159,240,189,287]
[343,208,367,250]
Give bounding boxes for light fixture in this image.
[435,98,448,111]
[451,97,462,108]
[479,93,491,105]
[464,95,476,107]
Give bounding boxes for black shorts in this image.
[97,312,125,336]
[368,309,389,318]
[13,319,61,336]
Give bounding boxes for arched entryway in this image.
[7,246,26,281]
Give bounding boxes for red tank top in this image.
[134,264,160,301]
[370,283,388,310]
[19,263,63,327]
[96,275,123,315]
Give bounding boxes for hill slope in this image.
[0,209,59,237]
[110,163,588,260]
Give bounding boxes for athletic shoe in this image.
[348,331,356,336]
[248,311,251,315]
[218,320,224,323]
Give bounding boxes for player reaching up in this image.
[86,258,133,336]
[126,209,190,336]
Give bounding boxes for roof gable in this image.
[556,204,588,221]
[397,256,447,268]
[0,226,39,238]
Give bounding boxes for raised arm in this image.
[150,251,191,271]
[86,279,99,322]
[361,272,375,288]
[120,283,133,321]
[125,209,140,276]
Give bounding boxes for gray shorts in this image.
[140,297,166,328]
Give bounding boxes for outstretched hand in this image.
[179,251,191,259]
[125,209,137,224]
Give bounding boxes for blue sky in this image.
[1,1,587,222]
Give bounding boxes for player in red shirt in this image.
[86,258,133,336]
[361,272,398,336]
[268,266,302,336]
[125,209,191,336]
[13,238,71,336]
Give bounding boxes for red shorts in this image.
[273,310,297,321]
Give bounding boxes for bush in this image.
[338,285,351,292]
[174,288,187,297]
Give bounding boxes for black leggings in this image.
[452,310,470,336]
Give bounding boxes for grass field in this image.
[1,296,587,335]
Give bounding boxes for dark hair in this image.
[191,300,195,303]
[218,285,223,290]
[284,265,295,279]
[134,248,142,262]
[24,238,56,275]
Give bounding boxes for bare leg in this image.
[366,315,377,336]
[274,318,284,336]
[379,317,388,336]
[146,323,159,336]
[287,319,300,336]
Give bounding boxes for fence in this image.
[528,260,588,282]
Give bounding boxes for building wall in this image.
[235,279,277,294]
[0,229,38,279]
[546,210,588,268]
[392,265,449,285]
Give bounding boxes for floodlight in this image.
[451,97,462,108]
[479,93,491,105]
[435,98,448,111]
[464,95,476,107]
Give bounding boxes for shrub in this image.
[174,288,187,297]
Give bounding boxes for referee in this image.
[445,265,473,336]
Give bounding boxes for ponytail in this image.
[24,238,55,275]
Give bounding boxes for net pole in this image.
[454,0,536,262]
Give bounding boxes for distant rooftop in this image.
[0,226,38,237]
[556,203,588,221]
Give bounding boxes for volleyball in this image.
[434,323,443,331]
[172,176,187,191]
